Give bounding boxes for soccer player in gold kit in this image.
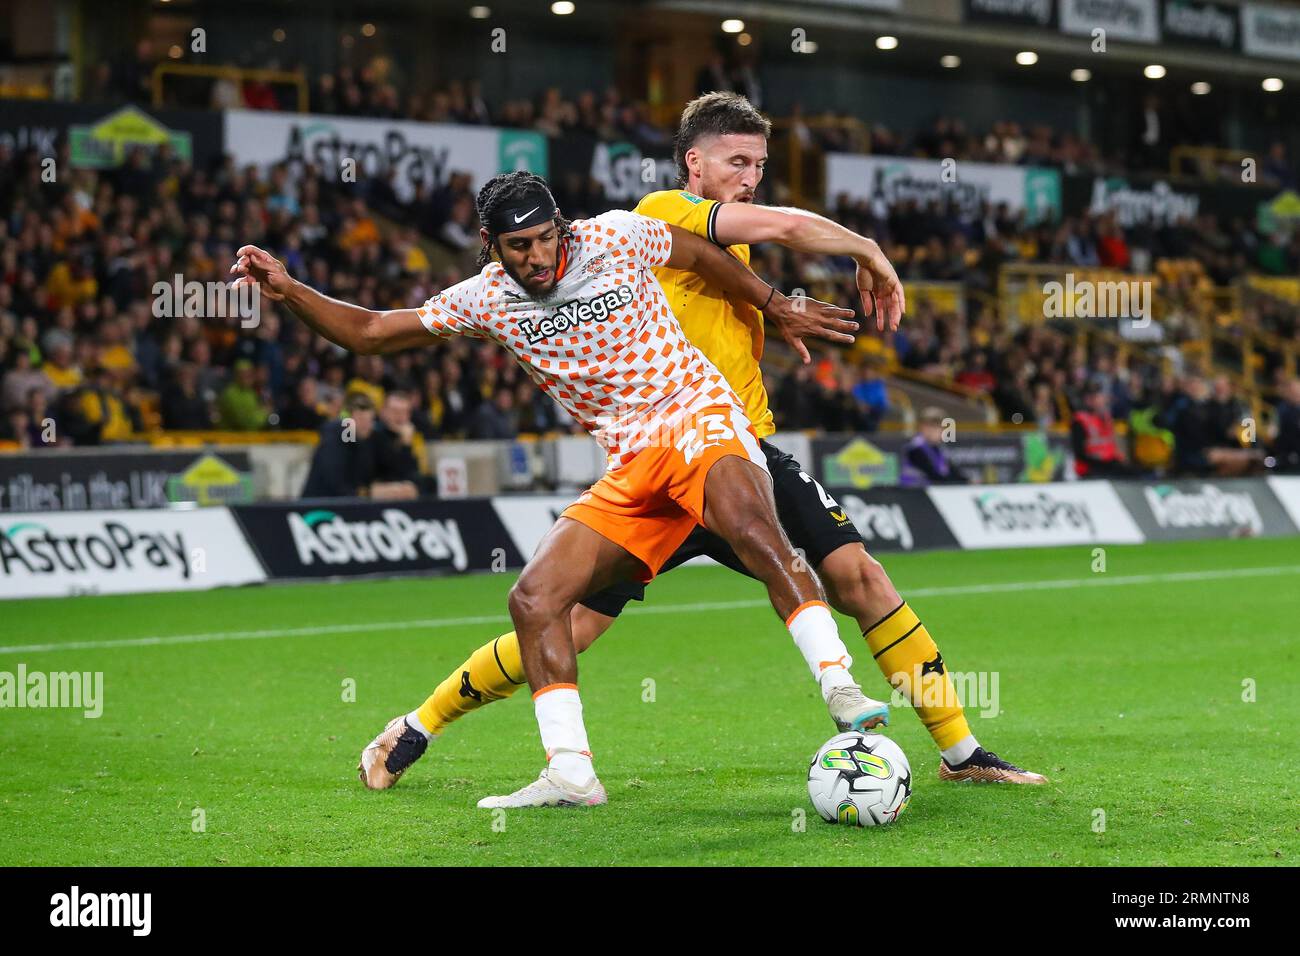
[361,93,1046,791]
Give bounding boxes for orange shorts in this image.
[562,404,768,582]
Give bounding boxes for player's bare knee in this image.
[508,576,554,632]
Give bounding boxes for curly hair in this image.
[474,171,572,268]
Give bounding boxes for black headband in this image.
[485,189,558,236]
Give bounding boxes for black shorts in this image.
[578,438,865,618]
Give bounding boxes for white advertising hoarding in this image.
[1265,476,1300,527]
[222,110,546,202]
[825,154,1060,221]
[0,508,265,600]
[927,482,1145,549]
[1060,0,1160,43]
[1242,3,1300,61]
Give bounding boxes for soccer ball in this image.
[807,731,912,827]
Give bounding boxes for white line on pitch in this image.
[2,563,1298,656]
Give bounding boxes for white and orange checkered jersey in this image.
[415,210,745,469]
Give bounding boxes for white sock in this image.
[787,601,856,700]
[534,686,594,786]
[941,735,979,766]
[404,710,435,740]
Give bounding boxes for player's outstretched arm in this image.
[231,245,429,354]
[712,203,905,332]
[664,225,857,365]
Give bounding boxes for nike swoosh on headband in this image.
[514,206,541,223]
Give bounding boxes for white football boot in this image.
[825,683,891,732]
[476,767,608,809]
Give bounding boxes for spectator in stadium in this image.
[301,392,409,500]
[45,254,99,310]
[1071,382,1140,479]
[412,367,448,440]
[114,37,158,105]
[2,349,52,412]
[1031,381,1059,430]
[41,334,83,392]
[372,391,424,497]
[1270,378,1300,473]
[20,388,56,447]
[216,358,270,431]
[72,365,136,444]
[187,339,225,406]
[278,376,327,432]
[1158,375,1261,477]
[468,387,517,440]
[161,362,216,430]
[1262,142,1296,190]
[1132,94,1169,171]
[849,360,890,433]
[304,392,377,502]
[1206,375,1249,450]
[773,362,822,430]
[992,363,1035,425]
[900,408,973,487]
[438,195,479,253]
[695,52,731,99]
[954,348,995,394]
[1095,215,1131,270]
[513,378,572,435]
[0,406,32,448]
[346,354,386,409]
[816,365,867,434]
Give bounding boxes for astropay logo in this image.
[0,519,191,579]
[930,482,1143,548]
[1145,485,1263,534]
[975,490,1096,536]
[839,495,914,550]
[288,508,468,569]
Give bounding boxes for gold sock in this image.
[863,603,971,751]
[416,631,526,735]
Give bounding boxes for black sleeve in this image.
[706,200,725,246]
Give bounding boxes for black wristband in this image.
[762,285,777,311]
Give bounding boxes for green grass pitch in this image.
[0,537,1296,866]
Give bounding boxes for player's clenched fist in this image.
[230,245,293,301]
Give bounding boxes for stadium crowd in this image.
[5,35,1300,475]
[99,34,1300,187]
[3,134,1299,472]
[0,141,591,453]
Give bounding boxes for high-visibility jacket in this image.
[1073,409,1121,476]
